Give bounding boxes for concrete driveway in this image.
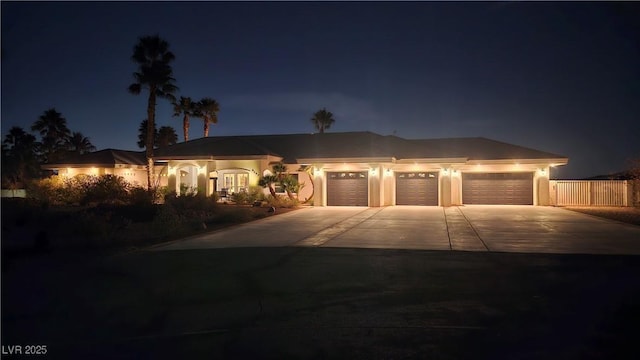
[153,206,640,255]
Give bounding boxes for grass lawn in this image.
[1,198,301,257]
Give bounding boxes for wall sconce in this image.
[538,168,547,176]
[441,168,449,175]
[385,168,391,176]
[370,168,377,176]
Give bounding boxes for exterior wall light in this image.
[441,168,449,175]
[370,168,377,176]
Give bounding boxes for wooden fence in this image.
[550,180,632,206]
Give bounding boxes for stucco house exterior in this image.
[43,131,568,206]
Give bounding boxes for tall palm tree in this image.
[66,132,96,154]
[128,34,178,190]
[196,97,220,137]
[172,96,194,142]
[310,108,335,134]
[31,108,71,163]
[157,126,178,148]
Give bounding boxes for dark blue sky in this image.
[2,2,639,179]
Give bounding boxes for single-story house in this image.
[43,131,568,206]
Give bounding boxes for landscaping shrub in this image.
[83,174,131,205]
[26,176,65,205]
[128,186,155,206]
[230,186,266,205]
[151,202,186,238]
[63,174,97,205]
[265,194,299,208]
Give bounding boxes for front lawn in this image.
[1,198,299,256]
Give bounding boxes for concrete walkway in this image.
[153,206,640,255]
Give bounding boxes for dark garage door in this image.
[462,173,533,205]
[396,172,439,205]
[327,172,368,206]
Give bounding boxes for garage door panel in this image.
[327,172,368,206]
[462,173,533,205]
[396,172,438,205]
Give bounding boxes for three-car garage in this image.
[325,171,535,206]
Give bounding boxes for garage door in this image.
[327,172,368,206]
[396,172,439,205]
[462,173,533,205]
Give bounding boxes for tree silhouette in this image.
[310,108,335,133]
[128,34,178,190]
[66,132,96,155]
[31,108,71,163]
[195,97,220,137]
[2,126,40,188]
[157,126,178,148]
[173,96,195,142]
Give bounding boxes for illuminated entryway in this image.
[177,165,198,194]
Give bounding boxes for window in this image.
[220,171,249,194]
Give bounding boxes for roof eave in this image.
[295,157,396,164]
[466,158,569,165]
[153,154,278,161]
[396,157,468,164]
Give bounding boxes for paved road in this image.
[154,206,640,255]
[4,247,640,359]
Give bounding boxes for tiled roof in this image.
[404,137,567,160]
[49,132,568,166]
[45,149,146,167]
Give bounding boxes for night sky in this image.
[2,2,639,179]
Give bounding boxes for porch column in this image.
[167,164,178,194]
[440,170,452,207]
[535,167,550,206]
[368,166,381,207]
[313,166,325,206]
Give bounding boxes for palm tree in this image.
[172,96,194,142]
[67,132,96,154]
[31,108,71,162]
[128,34,178,190]
[137,119,157,149]
[157,126,178,148]
[196,97,220,137]
[258,174,278,197]
[2,126,40,188]
[310,108,335,133]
